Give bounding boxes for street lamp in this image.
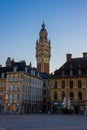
[10,101,12,113]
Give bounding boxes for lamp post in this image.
[10,101,12,114]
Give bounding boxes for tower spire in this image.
[42,21,45,30]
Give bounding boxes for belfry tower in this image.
[36,22,51,74]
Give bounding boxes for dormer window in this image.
[78,69,81,75]
[70,70,73,76]
[62,71,65,77]
[13,67,17,72]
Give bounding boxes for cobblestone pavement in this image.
[0,114,87,130]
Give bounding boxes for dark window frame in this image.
[54,81,57,89]
[78,92,82,100]
[61,80,65,89]
[78,80,82,89]
[69,80,73,89]
[70,92,74,101]
[54,92,57,100]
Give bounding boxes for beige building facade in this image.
[50,53,87,114]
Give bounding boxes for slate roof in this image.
[39,72,50,79]
[0,61,39,78]
[52,57,87,78]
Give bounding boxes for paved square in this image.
[0,114,87,130]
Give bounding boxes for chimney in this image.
[11,58,15,67]
[6,57,11,67]
[66,54,72,61]
[83,52,87,60]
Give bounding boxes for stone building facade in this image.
[50,53,87,114]
[0,58,43,114]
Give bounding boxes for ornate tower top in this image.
[40,22,47,32]
[36,23,51,74]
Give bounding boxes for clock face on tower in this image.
[44,57,49,63]
[37,57,41,63]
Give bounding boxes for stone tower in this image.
[36,22,51,74]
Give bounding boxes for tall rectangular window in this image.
[70,80,73,89]
[54,81,57,89]
[78,92,82,100]
[70,92,74,101]
[61,81,65,89]
[43,82,46,87]
[12,94,14,100]
[78,80,82,89]
[17,94,20,99]
[13,86,15,92]
[43,90,46,95]
[8,94,10,100]
[54,92,57,100]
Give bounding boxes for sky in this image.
[0,0,87,73]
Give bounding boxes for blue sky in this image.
[0,0,87,73]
